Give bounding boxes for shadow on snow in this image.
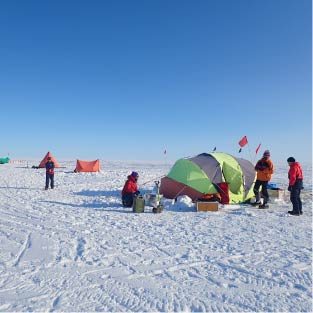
[39,200,130,213]
[0,186,41,191]
[73,188,152,198]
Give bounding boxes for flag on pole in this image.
[255,143,261,155]
[238,136,248,147]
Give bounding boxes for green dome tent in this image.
[160,152,256,204]
[0,157,10,164]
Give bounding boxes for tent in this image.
[38,152,60,168]
[0,157,10,164]
[159,152,256,204]
[74,159,100,173]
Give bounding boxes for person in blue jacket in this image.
[45,157,55,190]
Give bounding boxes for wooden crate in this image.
[196,201,219,212]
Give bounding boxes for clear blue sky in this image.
[0,0,311,163]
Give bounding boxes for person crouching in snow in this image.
[287,157,304,216]
[122,171,140,207]
[45,157,55,190]
[252,150,274,208]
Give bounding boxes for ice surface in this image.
[0,161,311,312]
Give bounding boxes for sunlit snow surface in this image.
[0,161,311,312]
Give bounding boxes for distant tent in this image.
[0,157,10,164]
[160,152,256,204]
[74,159,100,173]
[38,152,60,168]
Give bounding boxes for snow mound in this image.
[164,195,196,212]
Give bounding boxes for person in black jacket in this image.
[45,157,55,190]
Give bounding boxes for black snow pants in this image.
[253,180,269,204]
[122,193,134,207]
[290,188,302,214]
[45,173,54,189]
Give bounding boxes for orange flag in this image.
[255,143,261,154]
[238,136,248,147]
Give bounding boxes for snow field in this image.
[0,161,311,312]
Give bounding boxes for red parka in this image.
[122,175,138,195]
[288,162,303,187]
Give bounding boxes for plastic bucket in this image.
[133,197,145,213]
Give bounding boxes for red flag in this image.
[238,136,248,147]
[255,143,261,154]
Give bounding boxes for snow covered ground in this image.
[0,160,311,312]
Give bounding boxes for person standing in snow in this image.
[45,157,55,190]
[287,157,304,216]
[252,150,274,208]
[122,171,140,207]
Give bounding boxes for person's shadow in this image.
[73,188,152,198]
[73,189,121,197]
[39,199,131,213]
[39,188,153,212]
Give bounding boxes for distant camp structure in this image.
[38,152,60,168]
[74,159,100,173]
[0,157,10,164]
[8,159,25,164]
[160,152,256,204]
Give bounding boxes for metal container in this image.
[152,204,164,213]
[133,196,145,213]
[144,193,163,207]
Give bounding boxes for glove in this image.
[260,161,269,168]
[288,186,292,192]
[134,191,140,196]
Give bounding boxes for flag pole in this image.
[253,143,261,163]
[247,143,253,163]
[163,149,167,165]
[238,136,248,156]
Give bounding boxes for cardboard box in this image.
[267,188,285,199]
[196,201,219,212]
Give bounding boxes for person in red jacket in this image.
[122,171,140,207]
[287,157,304,216]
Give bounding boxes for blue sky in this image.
[0,0,311,163]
